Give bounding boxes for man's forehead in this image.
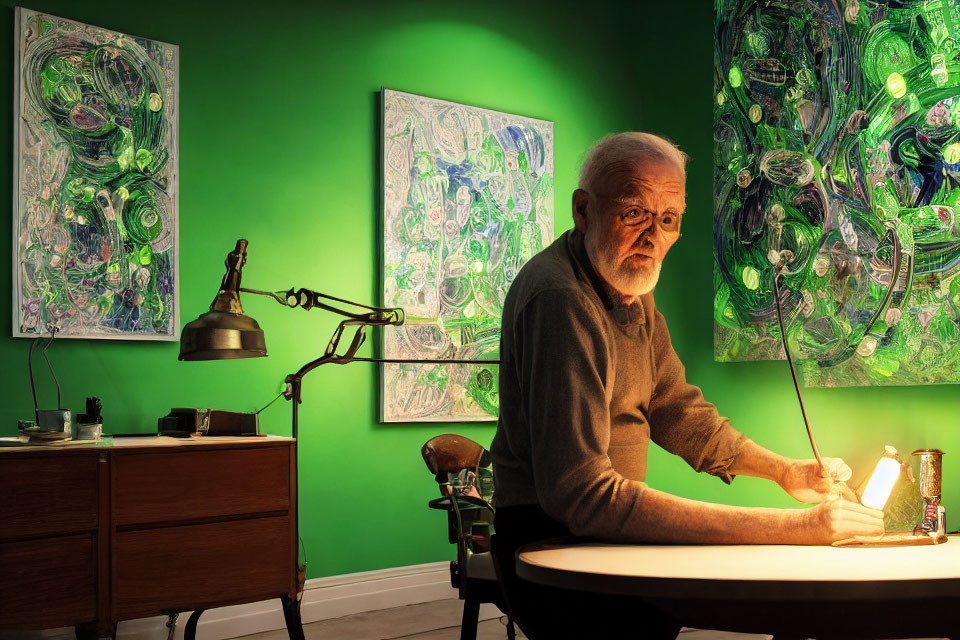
[595,160,685,199]
[607,176,686,212]
[618,176,685,198]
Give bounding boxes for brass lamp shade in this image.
[178,310,267,361]
[179,238,267,361]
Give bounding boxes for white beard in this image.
[608,259,661,297]
[586,236,662,298]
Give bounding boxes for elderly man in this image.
[489,132,884,639]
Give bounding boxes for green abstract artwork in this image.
[715,0,960,386]
[14,8,179,340]
[381,89,553,422]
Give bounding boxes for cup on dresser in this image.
[74,423,102,441]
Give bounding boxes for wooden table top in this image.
[517,536,960,601]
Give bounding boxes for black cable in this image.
[28,338,40,412]
[41,328,61,408]
[350,358,500,365]
[255,391,285,415]
[297,534,308,615]
[772,268,825,473]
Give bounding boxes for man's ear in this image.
[572,189,590,233]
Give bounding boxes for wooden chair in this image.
[422,434,516,640]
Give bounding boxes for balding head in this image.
[573,132,687,303]
[578,132,688,195]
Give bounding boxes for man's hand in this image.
[802,496,885,545]
[779,457,852,503]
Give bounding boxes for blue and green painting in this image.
[381,89,553,421]
[15,8,178,340]
[715,0,960,386]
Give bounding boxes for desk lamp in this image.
[178,239,501,624]
[179,239,497,438]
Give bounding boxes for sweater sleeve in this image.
[517,288,649,539]
[647,310,747,483]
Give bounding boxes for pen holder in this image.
[74,423,102,441]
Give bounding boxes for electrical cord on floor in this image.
[298,535,308,615]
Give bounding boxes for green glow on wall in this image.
[0,1,955,580]
[0,0,640,577]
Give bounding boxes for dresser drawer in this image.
[113,446,290,525]
[0,533,97,628]
[0,454,99,541]
[113,515,292,619]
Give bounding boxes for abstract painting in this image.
[14,8,179,340]
[381,89,553,421]
[714,0,960,386]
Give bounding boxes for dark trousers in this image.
[492,504,682,640]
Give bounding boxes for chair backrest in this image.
[422,433,485,481]
[420,435,514,633]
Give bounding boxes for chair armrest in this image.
[457,495,495,513]
[428,495,495,514]
[428,496,453,510]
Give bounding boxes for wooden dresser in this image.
[0,435,301,638]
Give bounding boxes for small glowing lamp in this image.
[885,72,907,99]
[860,446,901,510]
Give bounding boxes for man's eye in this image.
[661,215,674,226]
[624,209,642,219]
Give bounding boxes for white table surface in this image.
[517,536,960,601]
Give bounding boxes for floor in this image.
[235,599,775,640]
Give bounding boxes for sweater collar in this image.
[566,229,645,327]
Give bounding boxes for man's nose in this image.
[635,213,655,233]
[633,227,656,249]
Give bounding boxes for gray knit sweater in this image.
[490,229,746,541]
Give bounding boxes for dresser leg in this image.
[281,594,306,640]
[75,622,117,640]
[184,609,205,640]
[75,623,95,640]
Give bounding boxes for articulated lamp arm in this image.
[179,239,500,435]
[240,286,405,327]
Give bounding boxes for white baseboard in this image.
[0,561,502,640]
[120,561,487,640]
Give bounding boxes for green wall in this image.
[1,0,955,583]
[0,0,642,578]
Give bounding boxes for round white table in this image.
[517,537,960,638]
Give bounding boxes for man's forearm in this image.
[726,437,852,504]
[727,437,789,484]
[627,487,809,544]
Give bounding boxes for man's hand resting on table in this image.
[801,496,885,544]
[778,457,852,503]
[778,457,885,543]
[715,442,883,544]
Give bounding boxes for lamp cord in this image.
[255,390,285,415]
[28,338,40,412]
[27,326,62,413]
[772,268,825,473]
[42,329,61,408]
